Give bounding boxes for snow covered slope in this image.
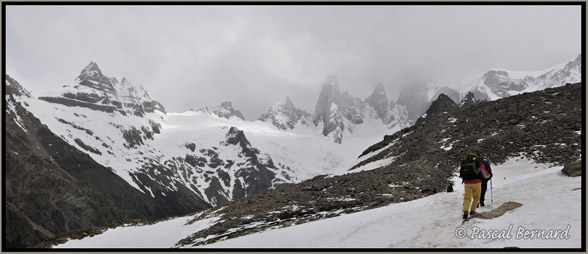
[204,158,581,248]
[53,157,582,248]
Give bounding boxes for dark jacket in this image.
[481,159,492,180]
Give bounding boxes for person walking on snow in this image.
[478,156,493,207]
[459,152,491,220]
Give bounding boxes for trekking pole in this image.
[490,179,494,210]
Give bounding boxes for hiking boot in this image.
[469,211,477,216]
[480,201,485,207]
[463,212,468,220]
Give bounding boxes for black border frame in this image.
[1,1,586,252]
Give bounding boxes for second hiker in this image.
[478,155,493,207]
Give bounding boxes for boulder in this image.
[561,161,581,177]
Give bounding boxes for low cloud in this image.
[6,5,581,119]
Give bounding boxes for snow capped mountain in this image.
[197,101,245,120]
[258,97,313,130]
[38,62,166,117]
[467,54,581,101]
[9,63,296,213]
[312,76,409,144]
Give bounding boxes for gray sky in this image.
[6,5,581,120]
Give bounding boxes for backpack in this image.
[460,152,481,180]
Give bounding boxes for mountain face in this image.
[5,64,295,248]
[312,77,409,144]
[173,82,582,247]
[258,97,313,130]
[468,54,581,101]
[198,101,245,120]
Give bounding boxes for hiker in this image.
[478,156,493,207]
[459,152,491,220]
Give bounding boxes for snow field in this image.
[54,156,581,248]
[203,157,581,248]
[54,213,220,248]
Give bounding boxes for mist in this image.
[5,5,581,120]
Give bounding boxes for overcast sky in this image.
[6,5,581,120]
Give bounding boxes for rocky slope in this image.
[172,82,582,247]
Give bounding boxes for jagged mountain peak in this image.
[36,62,166,116]
[77,61,103,80]
[415,93,458,125]
[319,75,341,97]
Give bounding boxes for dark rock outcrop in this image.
[415,93,458,125]
[561,161,581,177]
[459,91,484,109]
